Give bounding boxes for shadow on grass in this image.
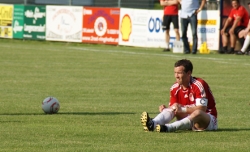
[0,112,136,116]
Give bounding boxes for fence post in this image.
[69,0,72,5]
[24,0,27,5]
[118,0,121,7]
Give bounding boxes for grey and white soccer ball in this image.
[42,97,60,114]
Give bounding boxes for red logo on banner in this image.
[82,7,120,45]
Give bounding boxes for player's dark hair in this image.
[174,59,193,73]
[232,0,240,3]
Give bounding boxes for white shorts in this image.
[193,114,217,131]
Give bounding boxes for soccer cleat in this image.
[218,50,225,54]
[163,48,170,52]
[141,112,154,132]
[226,50,234,54]
[236,51,245,55]
[156,124,168,133]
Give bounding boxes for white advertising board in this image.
[119,8,149,47]
[196,10,220,51]
[46,5,82,42]
[146,10,177,48]
[119,8,220,51]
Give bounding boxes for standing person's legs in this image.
[162,15,171,51]
[181,18,190,53]
[172,15,180,41]
[189,14,198,54]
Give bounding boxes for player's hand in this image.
[159,104,167,112]
[170,103,179,113]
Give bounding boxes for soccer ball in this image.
[42,97,60,114]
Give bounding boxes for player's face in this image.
[174,66,190,86]
[232,1,239,9]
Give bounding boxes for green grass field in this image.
[1,39,250,152]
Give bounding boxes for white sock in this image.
[241,35,250,52]
[153,108,174,129]
[166,117,192,132]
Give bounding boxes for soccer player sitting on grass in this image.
[141,59,217,133]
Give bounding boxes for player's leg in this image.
[189,109,211,130]
[220,27,230,53]
[236,27,249,55]
[153,108,175,125]
[162,15,171,51]
[141,108,175,132]
[180,18,190,53]
[227,28,238,54]
[164,29,170,51]
[240,33,250,53]
[189,14,198,54]
[172,15,180,41]
[156,110,212,132]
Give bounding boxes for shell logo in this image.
[120,14,132,41]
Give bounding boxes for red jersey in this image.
[169,77,217,118]
[160,0,178,15]
[229,5,249,27]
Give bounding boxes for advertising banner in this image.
[147,10,177,48]
[196,10,220,51]
[13,5,24,39]
[0,4,13,38]
[23,5,46,40]
[82,7,120,45]
[46,5,82,42]
[119,8,220,51]
[147,10,220,50]
[119,8,149,47]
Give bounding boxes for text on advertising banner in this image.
[13,5,24,39]
[0,4,13,38]
[82,7,120,45]
[46,5,82,42]
[196,10,220,51]
[146,10,175,48]
[23,5,46,40]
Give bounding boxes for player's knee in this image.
[191,109,204,117]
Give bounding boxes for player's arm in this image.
[160,0,179,6]
[175,98,208,114]
[196,0,206,13]
[221,17,232,35]
[230,15,242,32]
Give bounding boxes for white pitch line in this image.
[1,44,250,66]
[69,47,250,65]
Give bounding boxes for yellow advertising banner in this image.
[0,4,13,38]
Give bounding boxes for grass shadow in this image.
[0,112,136,116]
